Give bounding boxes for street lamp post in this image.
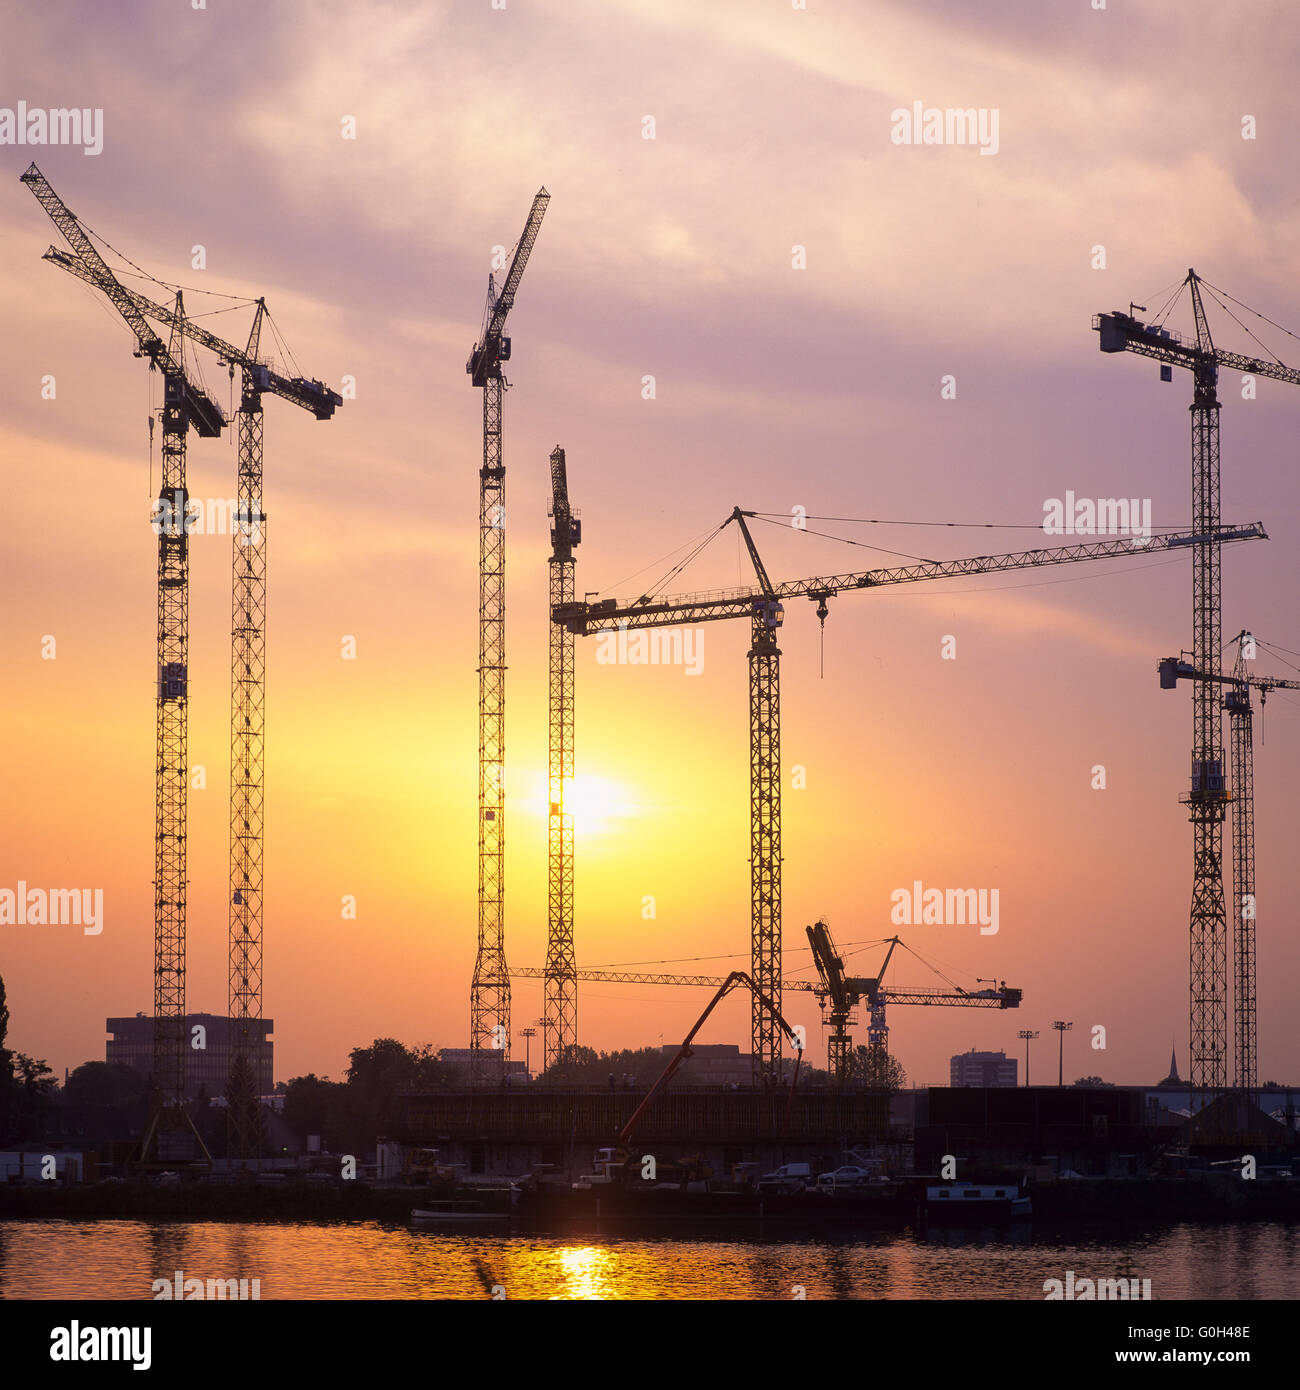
[1017,1029,1039,1086]
[1053,1021,1073,1087]
[518,1026,537,1077]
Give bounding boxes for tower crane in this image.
[557,506,1265,1084]
[1096,272,1300,1105]
[511,947,1021,1081]
[805,924,1020,1080]
[545,446,580,1071]
[466,189,550,1082]
[41,235,341,1164]
[21,163,226,1160]
[1158,633,1300,1102]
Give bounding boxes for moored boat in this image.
[923,1182,1032,1221]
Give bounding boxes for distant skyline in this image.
[2,1,1299,1091]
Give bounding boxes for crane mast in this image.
[735,511,784,1082]
[545,446,580,1071]
[1097,270,1300,1116]
[1226,649,1255,1102]
[467,189,550,1081]
[1187,270,1229,1109]
[38,218,340,1161]
[1159,637,1300,1104]
[227,304,268,1162]
[556,509,1261,1083]
[21,163,228,1159]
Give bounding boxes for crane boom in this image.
[1096,319,1300,387]
[43,247,342,418]
[20,164,224,437]
[467,188,551,386]
[509,965,1020,1007]
[618,972,802,1142]
[557,522,1267,634]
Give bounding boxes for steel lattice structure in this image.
[228,357,267,1159]
[1226,664,1255,1099]
[466,189,550,1082]
[1097,271,1300,1112]
[153,318,195,1132]
[544,447,578,1070]
[474,375,510,1075]
[748,611,782,1081]
[21,166,228,1159]
[34,194,339,1157]
[1186,279,1230,1103]
[556,507,1260,1085]
[1159,640,1300,1107]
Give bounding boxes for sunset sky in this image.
[2,0,1299,1091]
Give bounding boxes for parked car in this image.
[757,1163,811,1195]
[816,1165,875,1192]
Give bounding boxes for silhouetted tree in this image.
[539,1045,665,1086]
[7,1054,57,1138]
[62,1061,147,1109]
[223,1052,267,1160]
[282,1073,347,1150]
[846,1047,907,1093]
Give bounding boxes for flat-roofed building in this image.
[950,1048,1017,1088]
[106,1013,273,1099]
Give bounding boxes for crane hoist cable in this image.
[1199,282,1290,367]
[599,520,727,598]
[1199,277,1300,352]
[747,511,935,563]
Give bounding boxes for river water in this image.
[2,1219,1297,1300]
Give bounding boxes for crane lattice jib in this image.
[467,188,550,385]
[20,165,224,437]
[1094,312,1300,388]
[558,524,1267,634]
[509,965,1019,1007]
[549,444,573,541]
[43,247,341,419]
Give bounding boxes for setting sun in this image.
[521,771,646,839]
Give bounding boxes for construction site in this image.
[14,165,1300,1205]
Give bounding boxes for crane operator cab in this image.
[757,599,784,630]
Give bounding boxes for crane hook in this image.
[815,597,829,678]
